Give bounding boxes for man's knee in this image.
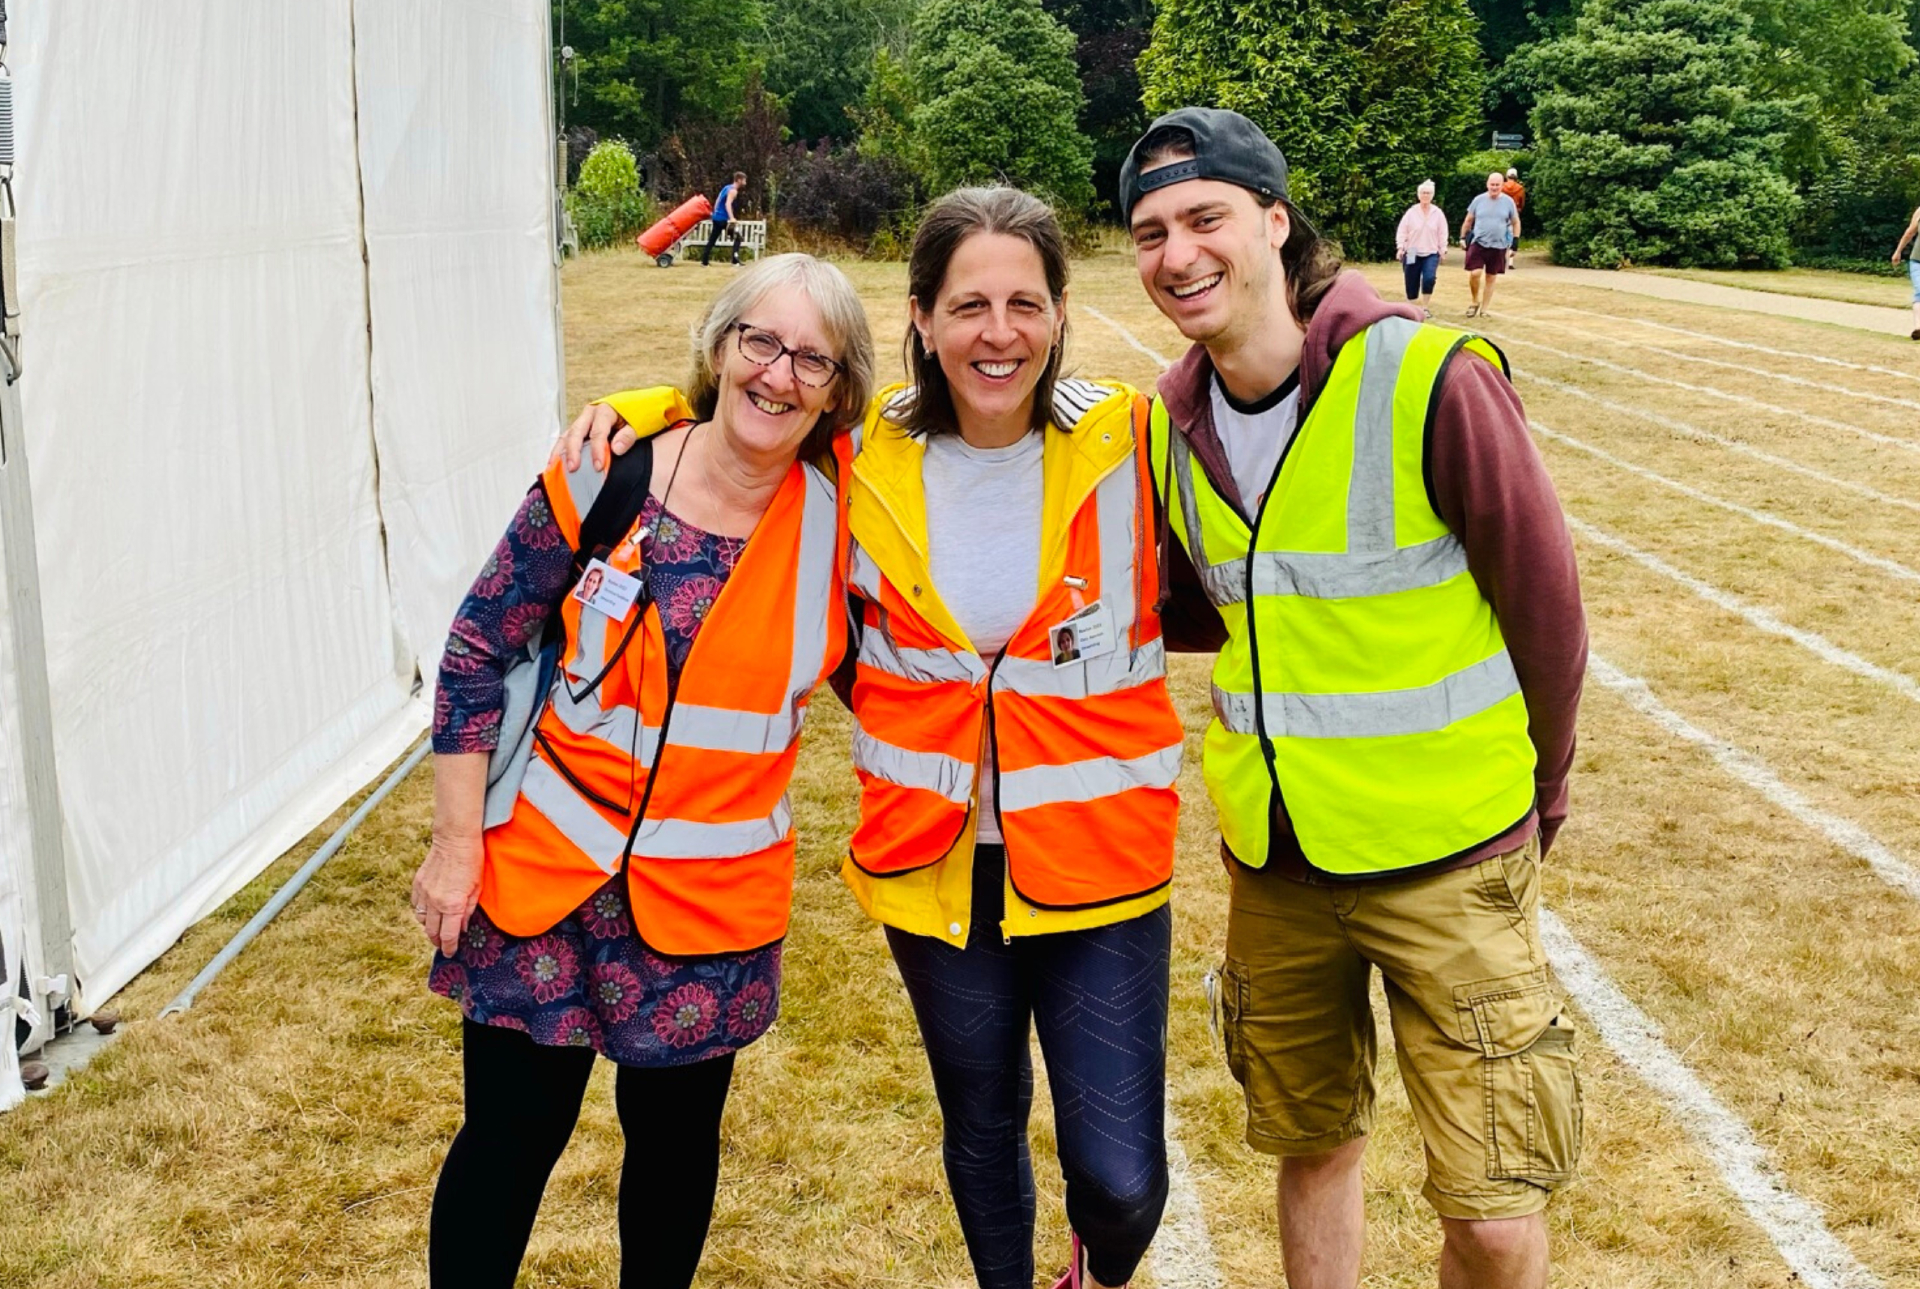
[1441,1212,1546,1264]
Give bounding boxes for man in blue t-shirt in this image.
[1458,171,1521,318]
[702,170,748,266]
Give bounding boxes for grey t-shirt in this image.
[1466,192,1519,248]
[924,428,1044,843]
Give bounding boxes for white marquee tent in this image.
[0,0,564,1111]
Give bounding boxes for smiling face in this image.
[1129,175,1288,348]
[710,282,842,461]
[911,231,1062,443]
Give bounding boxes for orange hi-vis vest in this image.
[845,380,1183,921]
[479,390,849,955]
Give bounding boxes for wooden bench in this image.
[665,219,768,265]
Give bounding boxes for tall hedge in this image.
[1137,0,1487,258]
[1521,0,1800,267]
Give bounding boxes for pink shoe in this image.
[1048,1232,1085,1289]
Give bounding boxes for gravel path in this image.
[1519,259,1914,336]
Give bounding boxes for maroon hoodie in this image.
[1155,271,1586,882]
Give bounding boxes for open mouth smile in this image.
[748,391,795,415]
[1166,272,1223,302]
[970,359,1023,381]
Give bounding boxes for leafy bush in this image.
[775,144,922,246]
[1522,0,1801,268]
[566,141,657,249]
[1139,0,1487,260]
[1436,149,1533,233]
[908,0,1095,209]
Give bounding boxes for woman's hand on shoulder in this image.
[412,827,485,956]
[552,401,639,472]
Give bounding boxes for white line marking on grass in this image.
[1085,305,1175,368]
[1151,1098,1227,1289]
[1525,372,1920,516]
[1520,312,1920,414]
[1540,903,1885,1289]
[1544,304,1920,388]
[1489,330,1920,457]
[1589,652,1920,901]
[1569,516,1920,701]
[1532,420,1920,587]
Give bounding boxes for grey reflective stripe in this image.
[1212,651,1522,739]
[786,462,840,698]
[559,456,610,534]
[633,798,794,859]
[1167,423,1216,580]
[519,756,629,874]
[549,681,661,765]
[569,602,612,676]
[671,702,803,754]
[1249,534,1468,598]
[858,628,987,686]
[997,743,1183,812]
[995,636,1166,698]
[849,543,887,602]
[1349,317,1417,554]
[1094,449,1139,638]
[1198,555,1247,606]
[851,723,974,803]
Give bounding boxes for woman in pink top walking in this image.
[1395,180,1450,317]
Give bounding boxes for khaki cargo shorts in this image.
[1217,836,1581,1221]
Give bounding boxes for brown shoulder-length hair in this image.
[896,186,1071,438]
[1133,125,1343,326]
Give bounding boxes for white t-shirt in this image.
[1210,370,1302,516]
[923,429,1044,842]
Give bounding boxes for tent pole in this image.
[159,738,429,1018]
[0,346,77,1044]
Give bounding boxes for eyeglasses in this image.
[728,323,844,389]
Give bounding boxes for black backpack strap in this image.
[574,437,657,577]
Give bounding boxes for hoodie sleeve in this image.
[1427,352,1587,854]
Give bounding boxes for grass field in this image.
[5,245,1920,1287]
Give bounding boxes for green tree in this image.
[1138,0,1487,258]
[1043,0,1156,216]
[1743,0,1916,181]
[757,0,917,142]
[556,0,765,148]
[907,0,1094,207]
[1523,0,1801,267]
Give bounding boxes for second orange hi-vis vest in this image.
[846,381,1183,911]
[480,395,849,954]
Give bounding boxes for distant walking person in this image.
[703,170,748,266]
[1502,168,1527,269]
[1395,181,1450,317]
[1460,172,1520,318]
[1894,202,1920,340]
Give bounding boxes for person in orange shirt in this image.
[411,252,874,1289]
[1502,168,1527,269]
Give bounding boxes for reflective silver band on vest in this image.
[520,756,631,875]
[998,743,1183,812]
[1349,317,1418,554]
[559,454,610,535]
[633,798,795,859]
[851,722,974,804]
[858,628,988,687]
[551,681,660,765]
[1211,650,1522,740]
[785,462,840,700]
[994,636,1167,698]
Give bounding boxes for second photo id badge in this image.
[572,557,643,620]
[1049,600,1114,668]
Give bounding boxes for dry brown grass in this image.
[6,246,1920,1287]
[1627,264,1915,311]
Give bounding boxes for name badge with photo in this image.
[1048,600,1115,669]
[571,557,643,620]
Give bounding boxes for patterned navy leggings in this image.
[885,846,1171,1288]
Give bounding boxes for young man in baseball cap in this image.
[1121,107,1587,1289]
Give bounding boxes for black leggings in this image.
[701,219,741,264]
[429,1020,735,1289]
[885,846,1171,1288]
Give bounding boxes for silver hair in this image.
[1417,179,1436,194]
[687,252,876,446]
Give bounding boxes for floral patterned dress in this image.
[430,483,783,1067]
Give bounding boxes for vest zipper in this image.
[983,650,1012,943]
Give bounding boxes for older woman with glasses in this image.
[412,252,874,1289]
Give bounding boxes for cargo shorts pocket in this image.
[1217,959,1251,1086]
[1457,970,1583,1186]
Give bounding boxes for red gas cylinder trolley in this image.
[636,194,713,267]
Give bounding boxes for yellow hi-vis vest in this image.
[1149,316,1538,876]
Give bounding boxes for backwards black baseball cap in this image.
[1118,107,1290,224]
